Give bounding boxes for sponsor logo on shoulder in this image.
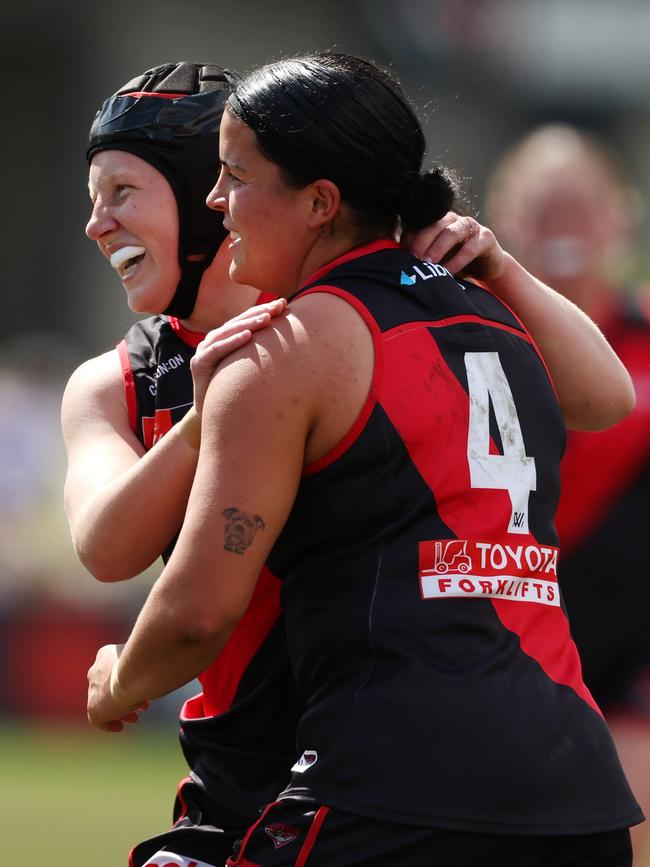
[291,749,318,773]
[419,538,560,606]
[143,851,212,867]
[400,260,452,285]
[264,822,302,849]
[147,353,187,396]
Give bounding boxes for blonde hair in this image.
[485,124,640,245]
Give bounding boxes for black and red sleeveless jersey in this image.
[118,307,302,821]
[555,300,650,708]
[267,240,642,834]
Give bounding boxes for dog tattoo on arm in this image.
[222,507,266,555]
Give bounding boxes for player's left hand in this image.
[404,212,507,282]
[87,643,149,733]
[191,297,288,418]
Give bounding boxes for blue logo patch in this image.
[401,261,452,285]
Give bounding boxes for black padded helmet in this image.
[87,61,239,319]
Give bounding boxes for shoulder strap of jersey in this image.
[116,339,138,434]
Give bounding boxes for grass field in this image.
[3,719,647,866]
[0,719,187,867]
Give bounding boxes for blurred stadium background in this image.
[2,0,650,863]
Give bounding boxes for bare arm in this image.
[86,294,371,729]
[62,299,287,582]
[61,349,200,581]
[407,214,636,431]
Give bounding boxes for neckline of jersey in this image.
[166,317,206,347]
[165,291,278,348]
[299,239,400,291]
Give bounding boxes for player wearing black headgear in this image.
[84,53,639,867]
[66,60,294,866]
[87,61,238,318]
[72,56,633,867]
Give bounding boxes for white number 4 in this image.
[464,351,537,535]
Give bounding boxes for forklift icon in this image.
[433,540,472,574]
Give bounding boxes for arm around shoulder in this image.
[408,214,636,431]
[94,317,314,709]
[483,254,636,431]
[404,211,636,431]
[61,351,199,581]
[85,296,378,722]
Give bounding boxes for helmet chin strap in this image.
[163,257,208,319]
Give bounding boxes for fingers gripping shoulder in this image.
[203,306,317,419]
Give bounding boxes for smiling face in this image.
[206,110,317,296]
[86,150,181,314]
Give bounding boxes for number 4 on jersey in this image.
[464,351,537,535]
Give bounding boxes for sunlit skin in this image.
[62,150,285,596]
[80,116,637,737]
[86,151,181,315]
[206,115,635,435]
[206,110,356,298]
[86,149,266,334]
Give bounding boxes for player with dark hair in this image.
[86,53,639,866]
[68,58,535,867]
[63,61,295,867]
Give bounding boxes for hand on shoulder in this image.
[191,298,288,417]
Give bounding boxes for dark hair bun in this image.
[230,53,460,237]
[400,165,459,232]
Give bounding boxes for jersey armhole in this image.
[116,340,138,435]
[299,285,383,476]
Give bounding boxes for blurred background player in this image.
[485,123,650,866]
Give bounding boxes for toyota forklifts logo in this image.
[431,540,471,573]
[419,538,560,606]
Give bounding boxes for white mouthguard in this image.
[110,246,146,269]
